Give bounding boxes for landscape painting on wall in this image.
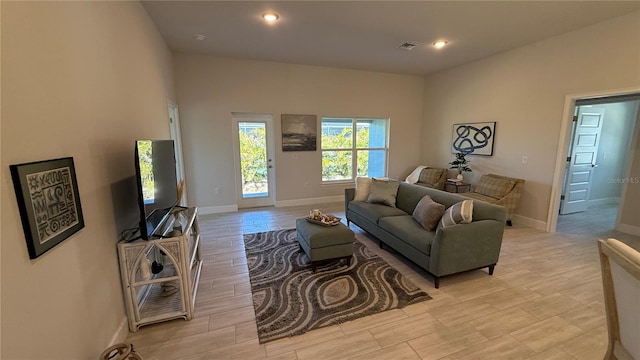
[452,121,496,156]
[282,114,317,151]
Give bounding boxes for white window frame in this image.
[320,117,389,184]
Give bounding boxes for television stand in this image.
[117,207,202,332]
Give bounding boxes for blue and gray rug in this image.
[243,228,431,343]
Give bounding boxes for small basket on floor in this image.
[99,343,143,360]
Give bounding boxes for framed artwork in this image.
[451,121,496,156]
[10,157,84,259]
[281,114,317,151]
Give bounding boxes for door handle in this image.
[591,163,598,168]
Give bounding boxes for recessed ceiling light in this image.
[433,40,448,49]
[262,13,279,23]
[193,34,206,41]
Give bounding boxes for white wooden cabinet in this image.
[117,207,202,332]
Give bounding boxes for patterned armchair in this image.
[461,174,524,226]
[414,167,448,190]
[598,238,640,360]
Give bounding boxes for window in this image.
[321,117,388,182]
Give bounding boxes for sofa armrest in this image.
[345,188,355,215]
[429,220,505,277]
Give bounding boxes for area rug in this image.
[243,228,431,343]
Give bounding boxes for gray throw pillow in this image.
[367,178,400,207]
[353,176,372,201]
[412,195,445,231]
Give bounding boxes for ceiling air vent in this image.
[399,42,418,51]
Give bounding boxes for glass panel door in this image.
[239,121,269,198]
[232,114,275,208]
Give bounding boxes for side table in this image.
[445,182,471,193]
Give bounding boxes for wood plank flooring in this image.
[126,203,639,359]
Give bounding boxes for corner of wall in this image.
[108,317,130,350]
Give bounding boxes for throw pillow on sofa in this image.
[367,178,400,207]
[354,176,373,201]
[412,195,445,231]
[438,200,473,229]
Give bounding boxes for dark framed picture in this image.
[281,114,317,151]
[451,121,496,156]
[10,157,84,259]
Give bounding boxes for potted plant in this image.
[449,152,472,182]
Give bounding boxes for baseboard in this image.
[199,204,238,215]
[615,224,640,236]
[199,197,343,214]
[588,197,620,207]
[275,195,343,208]
[512,214,547,231]
[109,317,129,347]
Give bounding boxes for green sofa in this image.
[345,182,507,288]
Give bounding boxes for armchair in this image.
[460,174,524,226]
[414,167,448,190]
[598,238,640,360]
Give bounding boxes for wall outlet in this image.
[522,156,528,165]
[214,187,221,194]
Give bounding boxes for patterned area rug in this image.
[243,228,431,344]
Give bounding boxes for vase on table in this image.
[456,173,464,182]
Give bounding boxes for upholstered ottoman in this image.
[295,218,354,272]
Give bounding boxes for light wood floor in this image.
[126,203,640,360]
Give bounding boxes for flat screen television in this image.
[134,140,179,240]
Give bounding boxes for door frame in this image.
[547,86,640,232]
[231,112,276,208]
[168,101,187,206]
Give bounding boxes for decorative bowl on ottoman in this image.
[305,212,342,226]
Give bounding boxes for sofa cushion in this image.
[378,215,435,256]
[418,168,445,186]
[412,195,445,231]
[474,176,515,199]
[348,201,407,224]
[439,200,474,229]
[354,176,372,201]
[367,178,400,207]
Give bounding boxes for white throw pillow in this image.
[354,177,372,201]
[438,200,473,229]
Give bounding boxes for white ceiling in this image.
[142,1,640,76]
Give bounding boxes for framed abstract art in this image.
[451,121,496,156]
[10,157,84,259]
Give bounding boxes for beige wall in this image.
[173,54,424,209]
[421,11,640,225]
[1,2,175,358]
[589,101,639,202]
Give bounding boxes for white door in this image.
[232,113,275,208]
[560,106,605,214]
[168,103,187,206]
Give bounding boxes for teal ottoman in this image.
[295,218,354,272]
